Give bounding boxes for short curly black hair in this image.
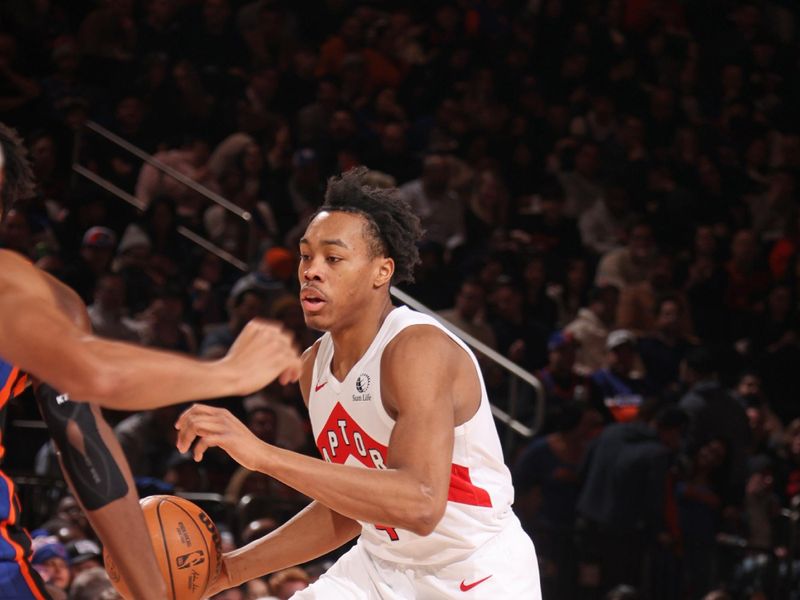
[315,167,422,284]
[0,123,35,218]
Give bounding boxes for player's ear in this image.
[374,257,394,288]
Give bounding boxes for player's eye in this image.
[326,256,342,263]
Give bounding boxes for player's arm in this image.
[207,500,360,595]
[177,326,461,536]
[0,250,300,409]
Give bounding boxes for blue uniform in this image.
[0,359,50,599]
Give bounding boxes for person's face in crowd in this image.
[730,229,757,266]
[381,123,406,156]
[491,285,523,321]
[422,155,450,195]
[95,274,126,312]
[116,96,144,132]
[697,439,726,471]
[603,186,628,216]
[566,259,588,292]
[540,193,564,222]
[247,408,277,443]
[242,143,262,175]
[30,135,57,177]
[767,285,792,320]
[70,557,101,576]
[250,69,278,100]
[596,289,619,325]
[650,87,675,120]
[340,16,363,48]
[694,226,716,257]
[232,291,265,329]
[628,224,654,260]
[329,110,356,141]
[574,144,599,178]
[608,343,635,373]
[549,343,576,372]
[738,373,762,398]
[276,578,309,600]
[455,283,485,321]
[298,211,393,333]
[523,259,546,290]
[621,116,644,148]
[0,208,31,253]
[746,405,766,436]
[292,48,317,79]
[655,299,681,336]
[38,556,70,590]
[203,0,230,31]
[56,496,89,534]
[153,295,184,323]
[649,255,675,288]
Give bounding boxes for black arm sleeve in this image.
[35,384,128,510]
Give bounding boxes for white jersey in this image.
[309,306,516,565]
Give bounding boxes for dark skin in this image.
[178,211,482,594]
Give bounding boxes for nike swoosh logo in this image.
[460,575,492,592]
[315,382,327,392]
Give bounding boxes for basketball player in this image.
[0,123,301,599]
[177,168,541,598]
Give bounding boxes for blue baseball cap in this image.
[548,330,577,351]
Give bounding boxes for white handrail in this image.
[85,120,252,222]
[389,286,541,438]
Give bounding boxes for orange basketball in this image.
[104,495,222,600]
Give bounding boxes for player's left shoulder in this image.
[383,323,462,368]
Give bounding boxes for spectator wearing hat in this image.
[31,536,71,591]
[60,225,117,303]
[228,246,294,315]
[538,331,593,408]
[565,286,620,375]
[65,539,102,576]
[591,329,651,422]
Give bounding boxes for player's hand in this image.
[175,404,265,471]
[221,319,302,395]
[204,554,236,598]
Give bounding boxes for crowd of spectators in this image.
[2,0,800,598]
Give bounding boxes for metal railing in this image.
[73,123,544,451]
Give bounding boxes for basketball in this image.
[104,495,222,600]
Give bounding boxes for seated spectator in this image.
[522,255,559,331]
[114,406,182,478]
[87,272,140,342]
[723,229,770,339]
[616,254,694,337]
[68,567,120,600]
[242,391,308,453]
[565,285,619,375]
[135,285,197,354]
[579,179,634,256]
[679,347,750,506]
[61,225,117,303]
[591,330,651,422]
[31,536,71,592]
[200,285,267,358]
[549,256,591,327]
[399,153,464,249]
[437,277,497,350]
[65,539,103,576]
[488,277,548,371]
[268,567,310,600]
[595,220,658,290]
[536,331,602,419]
[637,295,695,392]
[557,141,602,218]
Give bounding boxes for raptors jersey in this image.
[309,306,516,565]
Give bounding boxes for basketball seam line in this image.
[171,499,213,596]
[157,500,178,600]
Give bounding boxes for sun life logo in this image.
[353,373,372,402]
